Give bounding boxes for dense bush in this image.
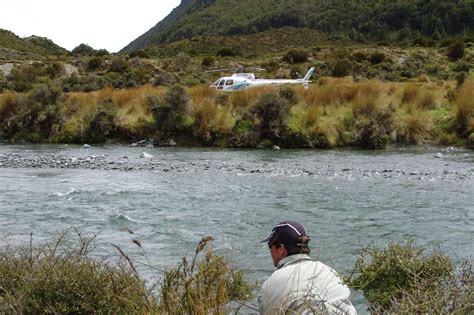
[108,56,130,74]
[283,49,309,64]
[87,56,104,71]
[86,98,118,143]
[346,240,472,314]
[447,41,466,61]
[369,52,386,64]
[0,230,157,313]
[140,0,474,45]
[216,47,237,57]
[251,92,289,144]
[149,84,191,139]
[201,55,215,66]
[72,43,95,56]
[2,84,65,142]
[332,59,352,77]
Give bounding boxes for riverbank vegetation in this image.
[0,78,473,149]
[346,240,473,314]
[0,2,472,150]
[0,231,252,314]
[1,233,471,313]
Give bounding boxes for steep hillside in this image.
[122,0,474,52]
[0,29,67,57]
[121,0,193,52]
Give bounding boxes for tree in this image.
[72,43,95,56]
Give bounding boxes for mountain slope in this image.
[0,29,67,56]
[122,0,474,52]
[121,0,194,52]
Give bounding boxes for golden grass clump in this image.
[393,109,433,144]
[192,100,236,141]
[313,83,349,106]
[188,84,219,101]
[230,86,274,109]
[417,74,431,83]
[455,79,474,136]
[0,91,18,120]
[415,89,436,109]
[350,80,384,102]
[401,84,420,105]
[158,237,253,314]
[351,89,382,118]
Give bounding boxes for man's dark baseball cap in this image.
[261,221,309,247]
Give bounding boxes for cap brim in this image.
[260,236,271,243]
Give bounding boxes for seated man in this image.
[258,221,357,314]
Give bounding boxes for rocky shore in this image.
[0,150,473,181]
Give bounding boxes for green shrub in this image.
[2,84,65,142]
[158,237,253,313]
[447,41,466,61]
[353,104,393,149]
[279,87,299,105]
[216,47,237,57]
[369,52,386,64]
[149,85,190,139]
[108,56,130,74]
[252,92,289,142]
[283,49,309,64]
[332,59,352,77]
[128,49,150,58]
[72,43,95,56]
[201,56,215,66]
[94,49,110,57]
[0,230,157,314]
[86,98,117,143]
[346,241,472,314]
[230,115,260,148]
[87,56,104,71]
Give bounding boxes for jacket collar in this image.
[277,254,311,269]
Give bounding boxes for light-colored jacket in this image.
[258,254,357,315]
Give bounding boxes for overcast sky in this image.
[0,0,181,53]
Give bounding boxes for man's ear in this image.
[279,245,288,257]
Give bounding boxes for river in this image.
[1,144,473,313]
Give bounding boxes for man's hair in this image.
[281,235,311,255]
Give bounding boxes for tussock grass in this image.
[158,237,253,314]
[230,86,274,109]
[401,84,420,105]
[0,91,18,121]
[455,79,474,137]
[393,109,434,144]
[415,89,436,109]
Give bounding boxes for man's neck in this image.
[277,253,311,269]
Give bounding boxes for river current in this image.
[1,144,473,312]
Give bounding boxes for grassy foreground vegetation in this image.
[1,78,473,149]
[1,232,471,313]
[0,231,252,314]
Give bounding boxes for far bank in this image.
[0,79,473,150]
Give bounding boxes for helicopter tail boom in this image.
[302,67,315,82]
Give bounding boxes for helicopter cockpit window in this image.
[225,80,234,86]
[217,79,225,90]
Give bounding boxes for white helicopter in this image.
[210,66,315,92]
